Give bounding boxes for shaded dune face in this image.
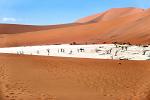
[0,7,150,47]
[0,54,150,100]
[0,23,83,34]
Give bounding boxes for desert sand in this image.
[0,7,150,100]
[0,54,150,100]
[1,8,150,47]
[0,23,82,35]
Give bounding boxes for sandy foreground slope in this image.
[0,54,150,100]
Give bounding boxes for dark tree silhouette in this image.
[121,46,124,50]
[95,49,101,53]
[37,50,40,54]
[69,50,73,54]
[47,49,50,55]
[60,49,65,53]
[19,51,24,54]
[143,50,149,55]
[125,46,128,51]
[115,50,118,56]
[79,48,85,52]
[70,42,77,45]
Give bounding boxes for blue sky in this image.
[0,0,150,25]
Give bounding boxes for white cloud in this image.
[0,17,16,22]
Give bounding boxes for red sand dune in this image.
[76,8,144,23]
[0,7,150,47]
[0,54,150,100]
[0,23,82,34]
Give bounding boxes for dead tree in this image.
[125,46,128,51]
[69,50,73,54]
[60,49,65,53]
[37,50,40,54]
[109,48,112,54]
[19,51,24,54]
[70,42,77,45]
[106,50,110,54]
[95,49,101,53]
[72,42,77,45]
[143,50,149,55]
[58,48,65,53]
[121,46,124,50]
[115,50,118,56]
[79,48,85,52]
[47,49,50,55]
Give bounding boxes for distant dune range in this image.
[0,23,85,34]
[0,7,150,47]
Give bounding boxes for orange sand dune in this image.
[0,7,150,47]
[76,7,144,23]
[0,23,82,34]
[0,54,150,100]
